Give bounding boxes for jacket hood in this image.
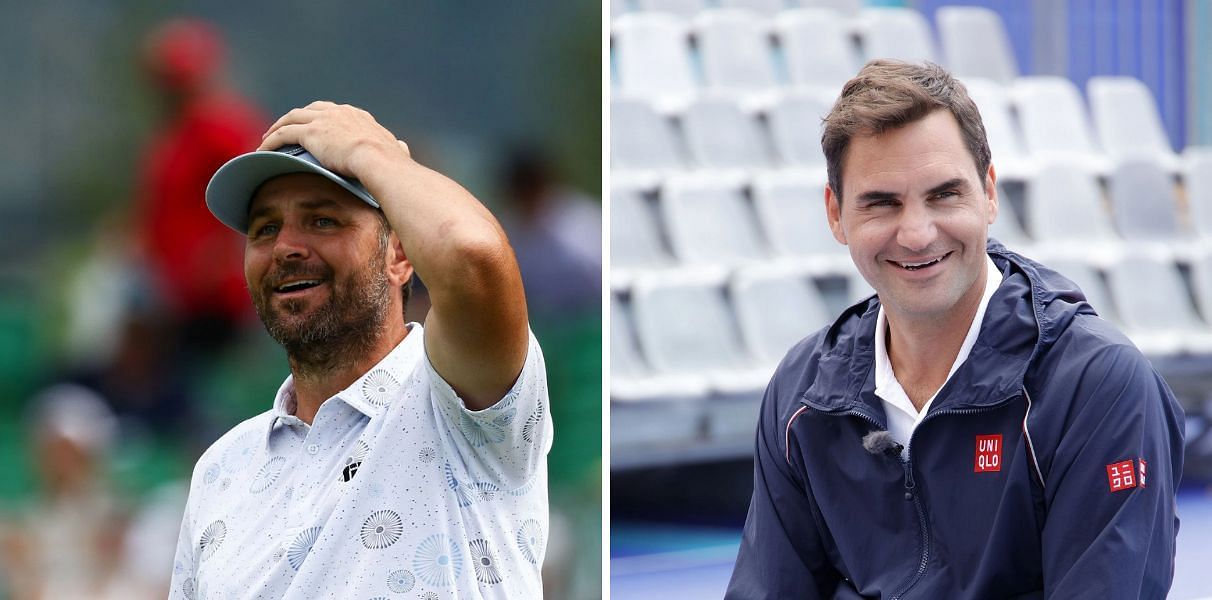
[802,238,1097,417]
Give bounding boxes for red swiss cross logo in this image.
[1107,459,1137,492]
[974,434,1002,472]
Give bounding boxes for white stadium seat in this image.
[765,88,832,170]
[634,0,706,18]
[775,8,861,91]
[631,271,769,392]
[660,173,770,266]
[1024,162,1120,253]
[611,13,697,107]
[611,97,685,172]
[1088,76,1178,171]
[731,264,832,363]
[611,181,672,270]
[962,78,1033,179]
[718,0,789,17]
[1107,158,1184,243]
[693,9,780,98]
[1011,76,1106,171]
[800,0,862,18]
[679,95,774,169]
[858,7,937,64]
[1106,254,1212,354]
[937,6,1018,84]
[751,171,849,266]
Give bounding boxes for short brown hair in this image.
[822,60,991,199]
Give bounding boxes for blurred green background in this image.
[0,1,601,598]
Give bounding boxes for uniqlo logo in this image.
[1138,459,1147,488]
[974,434,1002,472]
[1107,460,1137,492]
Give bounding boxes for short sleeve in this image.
[426,329,551,490]
[167,475,201,599]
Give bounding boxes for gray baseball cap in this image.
[205,144,380,233]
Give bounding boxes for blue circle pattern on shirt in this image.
[203,463,220,485]
[443,462,475,508]
[516,519,543,565]
[458,410,506,447]
[360,510,404,549]
[469,538,503,585]
[387,569,415,593]
[199,520,227,560]
[522,403,544,444]
[250,456,287,493]
[412,533,463,587]
[361,369,400,407]
[222,430,258,473]
[287,526,323,570]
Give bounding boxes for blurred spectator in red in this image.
[135,18,266,350]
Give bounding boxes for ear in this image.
[825,183,847,245]
[385,232,413,286]
[985,163,999,225]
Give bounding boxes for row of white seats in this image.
[611,6,1020,107]
[613,74,1180,183]
[611,154,1212,286]
[613,252,1212,402]
[614,0,864,19]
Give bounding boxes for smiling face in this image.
[244,173,406,359]
[826,110,998,322]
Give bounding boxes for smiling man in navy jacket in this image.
[725,60,1185,599]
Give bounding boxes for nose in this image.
[271,223,311,263]
[896,202,937,252]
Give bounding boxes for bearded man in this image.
[168,102,551,599]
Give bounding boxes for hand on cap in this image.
[258,101,411,181]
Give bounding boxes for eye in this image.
[313,216,338,228]
[933,190,960,200]
[250,222,280,239]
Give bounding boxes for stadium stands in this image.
[611,1,1212,467]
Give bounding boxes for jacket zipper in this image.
[889,397,1019,599]
[815,395,1019,600]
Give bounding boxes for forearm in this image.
[360,144,529,406]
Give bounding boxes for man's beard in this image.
[251,243,391,378]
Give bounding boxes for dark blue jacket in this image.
[726,242,1185,599]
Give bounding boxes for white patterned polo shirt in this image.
[168,323,552,599]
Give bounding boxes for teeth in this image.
[898,256,943,270]
[276,279,322,292]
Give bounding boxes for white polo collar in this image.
[874,255,1003,437]
[265,323,423,440]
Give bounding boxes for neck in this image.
[288,320,409,424]
[885,272,987,411]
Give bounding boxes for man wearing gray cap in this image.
[168,101,551,598]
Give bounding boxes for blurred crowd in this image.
[1,16,601,600]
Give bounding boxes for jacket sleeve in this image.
[1038,343,1184,599]
[726,377,840,599]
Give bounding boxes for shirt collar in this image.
[874,254,1003,418]
[264,322,425,441]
